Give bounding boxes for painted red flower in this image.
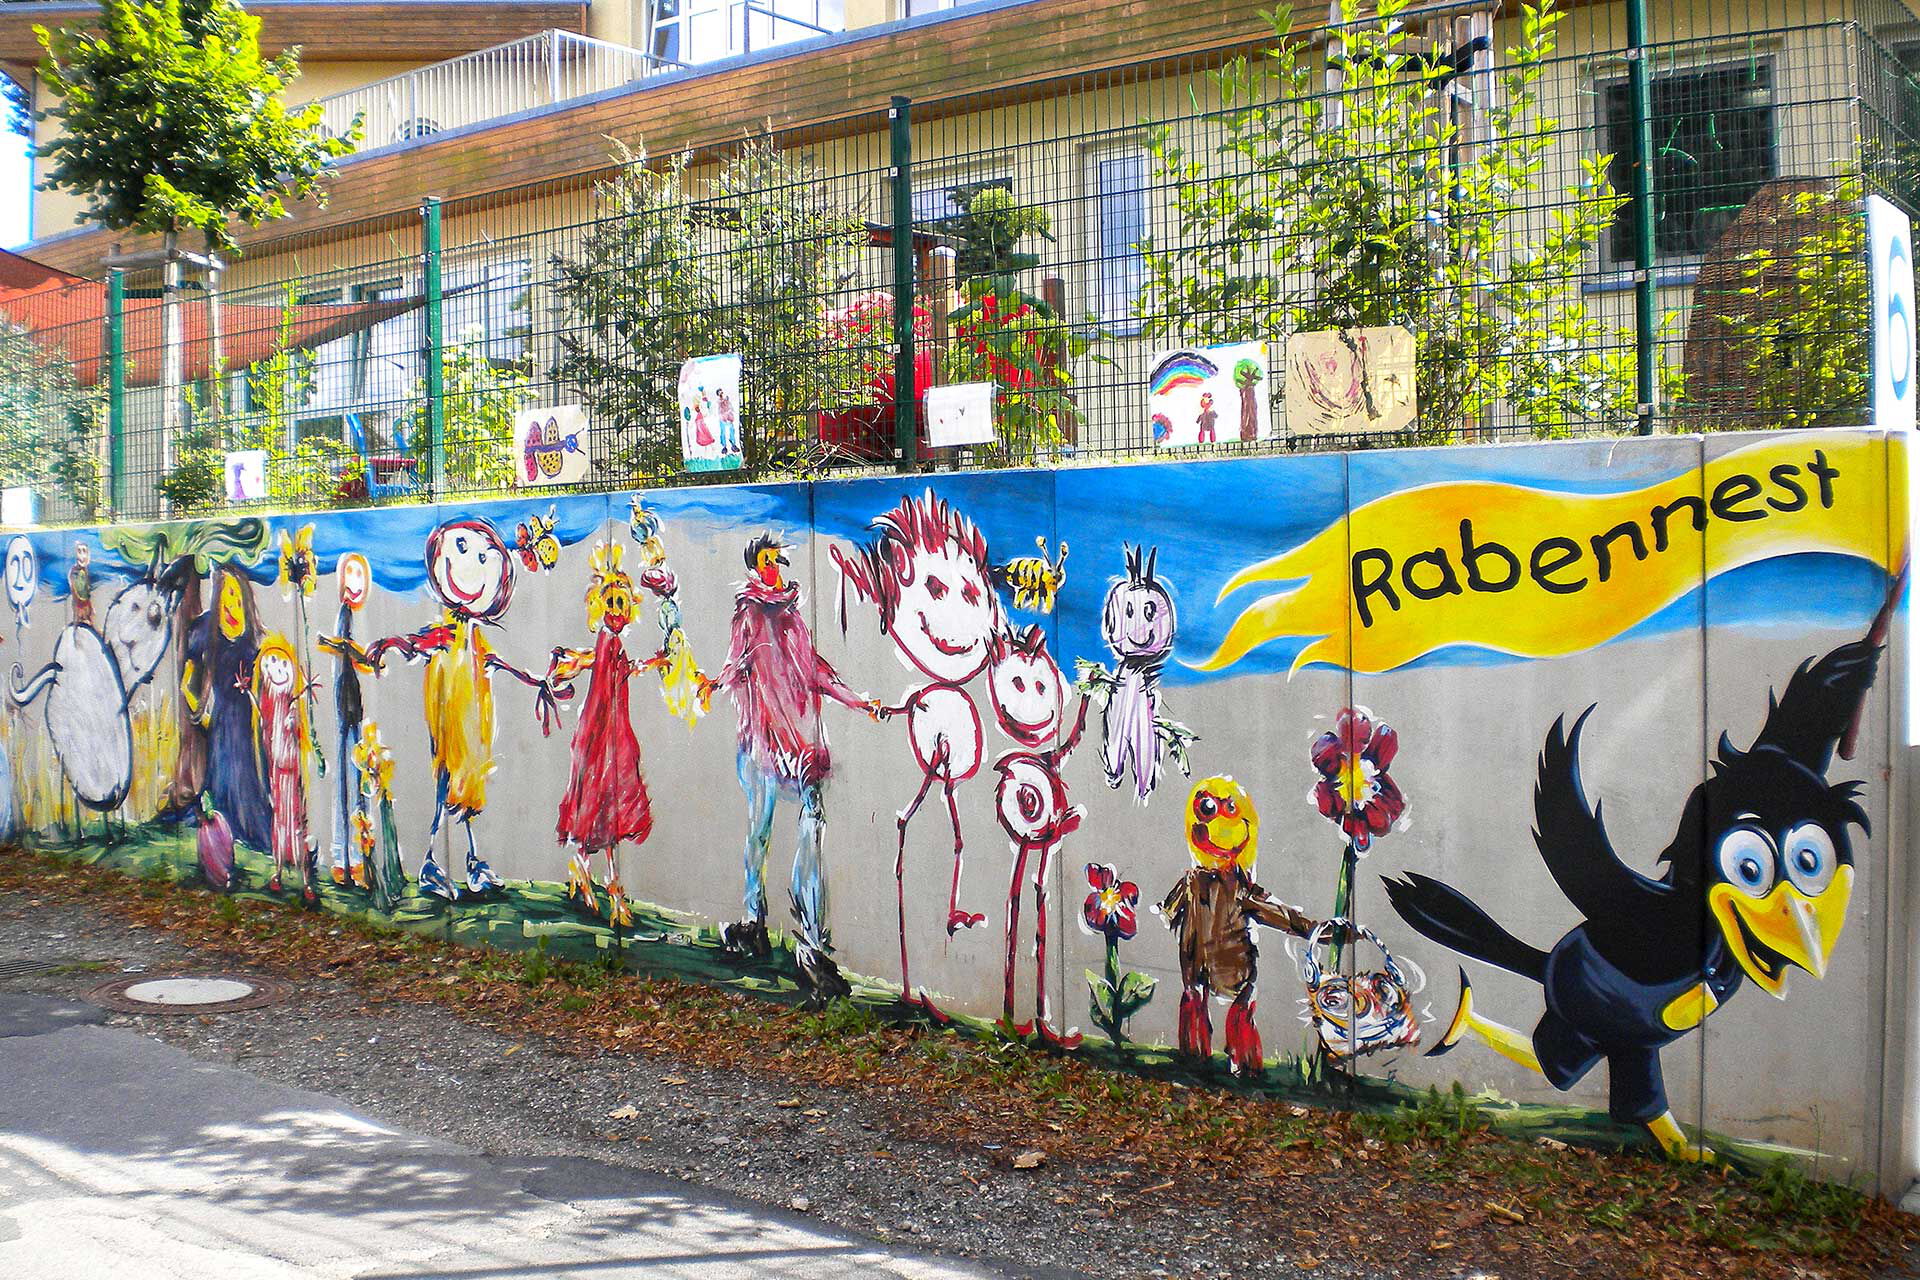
[1311,707,1406,854]
[1082,862,1139,941]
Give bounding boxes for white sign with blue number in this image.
[1868,193,1915,433]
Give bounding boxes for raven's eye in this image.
[1781,822,1837,896]
[1716,825,1777,898]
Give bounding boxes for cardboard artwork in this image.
[679,354,745,473]
[1148,342,1271,448]
[224,450,268,502]
[513,404,591,487]
[926,381,997,448]
[1285,325,1417,436]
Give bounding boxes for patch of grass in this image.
[517,938,555,987]
[1356,1083,1489,1148]
[797,997,886,1040]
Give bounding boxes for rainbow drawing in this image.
[1149,351,1219,396]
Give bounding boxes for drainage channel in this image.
[87,974,290,1015]
[0,958,114,980]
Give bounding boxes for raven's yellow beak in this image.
[1708,865,1853,998]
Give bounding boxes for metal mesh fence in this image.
[4,0,1915,523]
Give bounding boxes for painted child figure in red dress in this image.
[553,540,661,928]
[249,632,319,905]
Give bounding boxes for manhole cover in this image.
[87,974,289,1015]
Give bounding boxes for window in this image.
[1088,148,1148,326]
[1600,59,1777,263]
[649,0,842,64]
[906,173,1012,227]
[906,0,975,14]
[445,257,532,366]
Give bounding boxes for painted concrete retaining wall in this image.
[1,429,1912,1193]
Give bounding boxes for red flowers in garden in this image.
[1311,707,1406,853]
[953,290,1045,391]
[1082,862,1139,941]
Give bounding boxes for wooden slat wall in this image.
[0,0,587,63]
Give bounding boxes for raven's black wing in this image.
[1749,640,1882,775]
[1534,708,1686,930]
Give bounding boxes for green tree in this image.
[551,133,867,479]
[0,324,108,518]
[1140,0,1638,441]
[36,0,358,491]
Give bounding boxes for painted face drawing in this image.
[987,627,1064,749]
[892,539,997,683]
[1102,547,1176,662]
[217,570,249,642]
[338,553,371,611]
[428,520,512,620]
[258,644,297,695]
[6,536,35,628]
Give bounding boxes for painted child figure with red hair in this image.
[700,534,877,1007]
[248,633,320,904]
[831,491,1002,1015]
[551,541,661,928]
[1159,776,1324,1075]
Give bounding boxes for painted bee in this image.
[514,504,561,573]
[993,536,1068,614]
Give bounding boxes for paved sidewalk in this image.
[0,992,1015,1280]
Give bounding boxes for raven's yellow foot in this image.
[1648,1111,1717,1163]
[1426,968,1543,1074]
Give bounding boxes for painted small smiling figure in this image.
[986,624,1090,1046]
[1159,776,1322,1076]
[833,490,1003,1015]
[367,517,562,900]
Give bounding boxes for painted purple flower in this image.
[1083,862,1139,941]
[1311,707,1406,854]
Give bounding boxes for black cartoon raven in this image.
[1384,628,1883,1160]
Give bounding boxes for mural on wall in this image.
[0,430,1906,1174]
[832,492,1004,1015]
[7,546,183,823]
[986,624,1089,1046]
[702,532,876,1005]
[364,517,563,901]
[1159,776,1323,1076]
[1385,607,1889,1161]
[551,539,668,928]
[319,553,373,888]
[1075,545,1195,804]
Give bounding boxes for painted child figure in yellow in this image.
[367,518,562,900]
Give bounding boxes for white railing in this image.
[310,30,684,153]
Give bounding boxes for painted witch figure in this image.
[182,565,274,851]
[552,541,658,928]
[367,517,564,900]
[248,633,320,903]
[832,492,1003,1015]
[702,534,878,1006]
[1159,776,1324,1076]
[1077,544,1195,804]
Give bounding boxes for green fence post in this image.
[422,196,446,495]
[889,95,917,472]
[1627,0,1658,436]
[106,267,126,515]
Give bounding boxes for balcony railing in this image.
[311,30,684,153]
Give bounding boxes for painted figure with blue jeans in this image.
[701,534,877,1007]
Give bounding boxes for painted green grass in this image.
[27,819,1808,1171]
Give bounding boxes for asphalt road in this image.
[0,991,1014,1280]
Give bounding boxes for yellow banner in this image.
[1191,434,1907,675]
